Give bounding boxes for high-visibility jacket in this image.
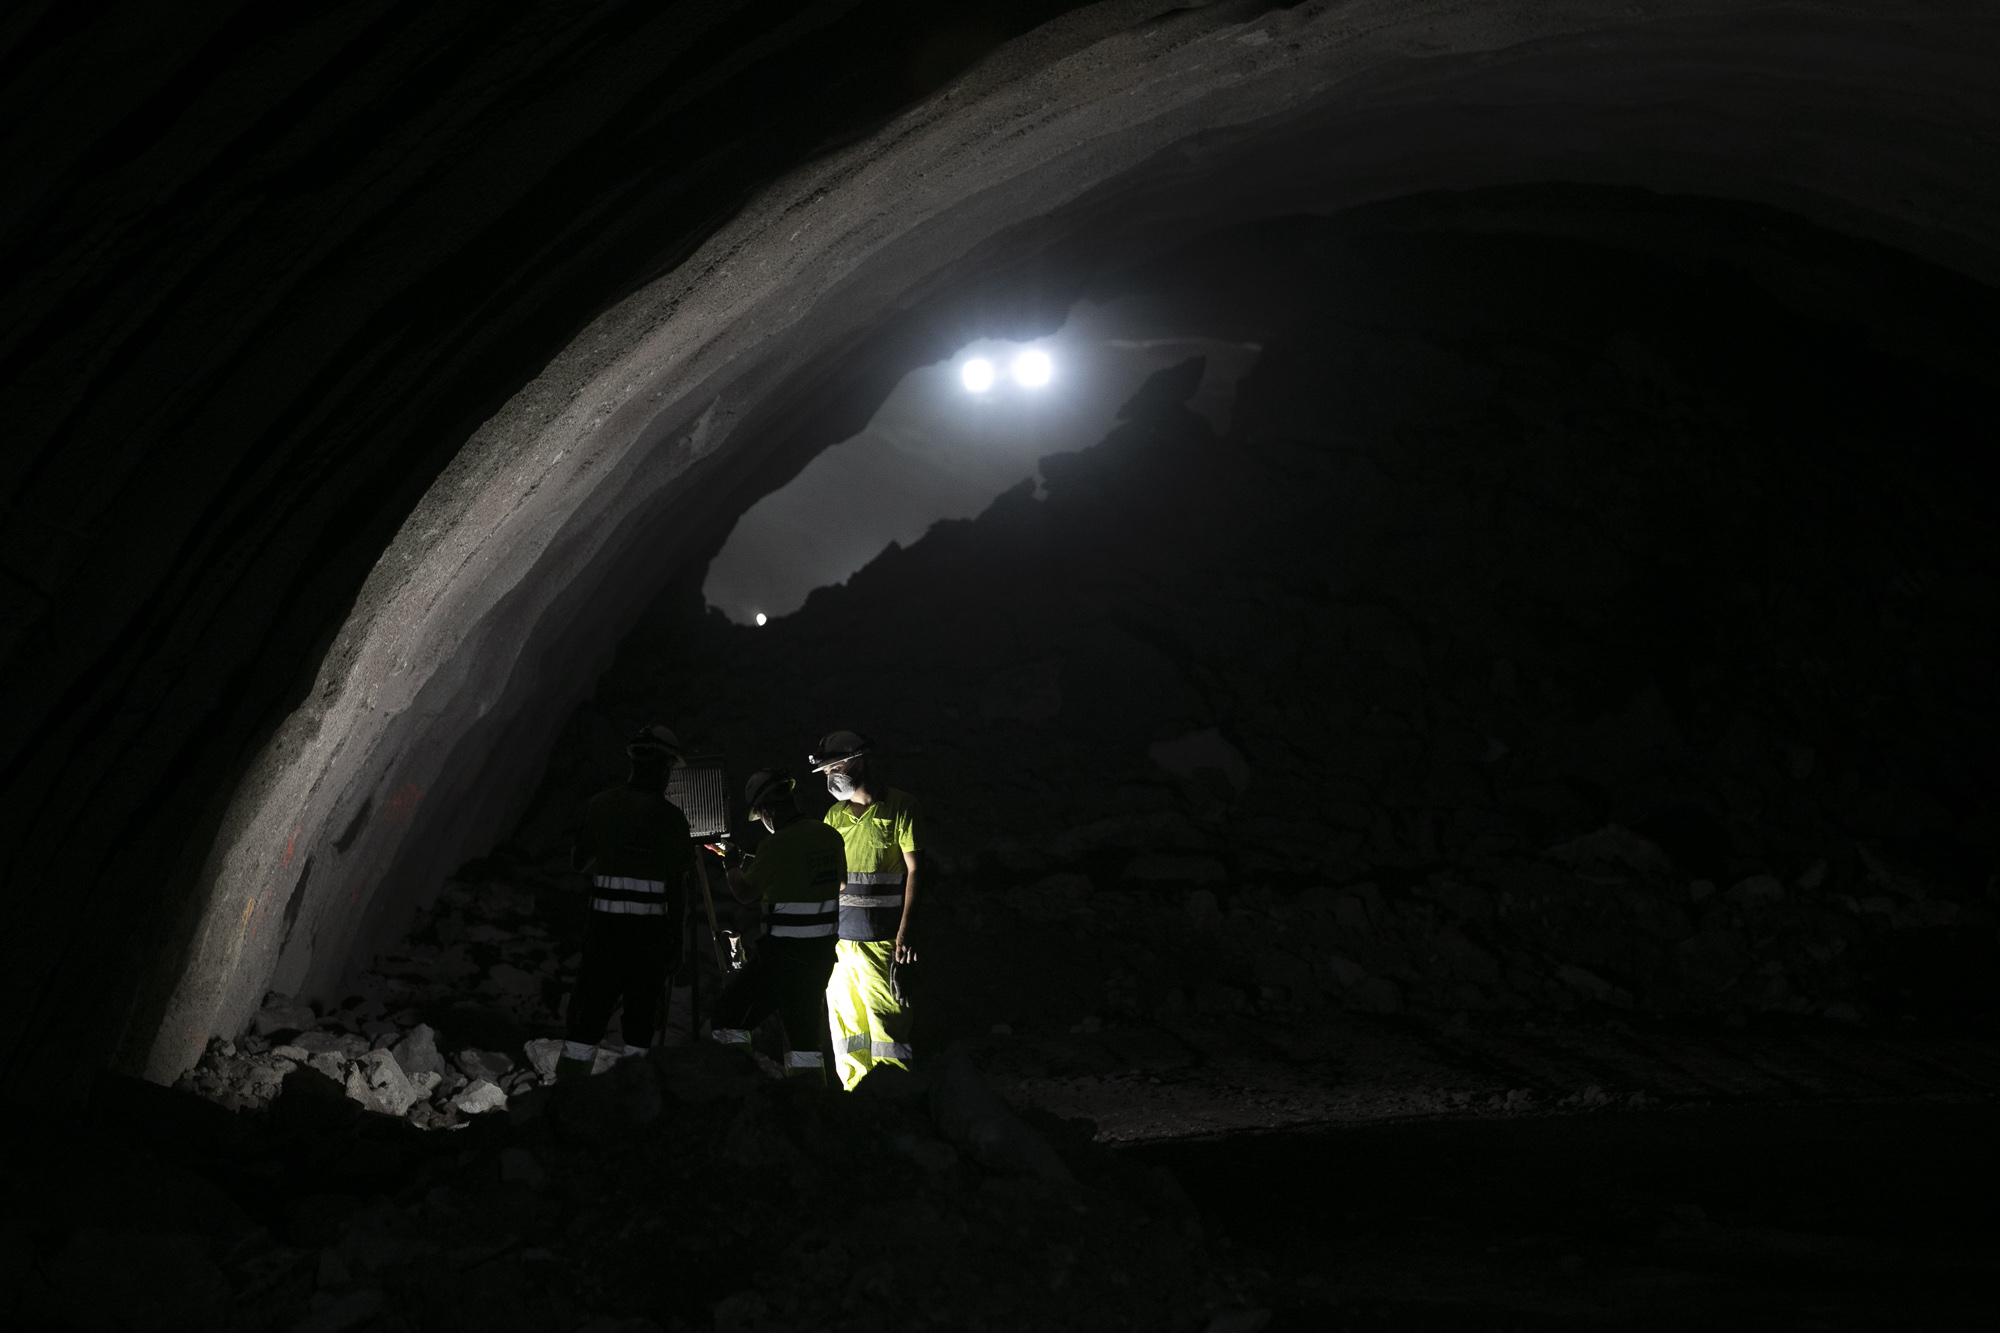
[577,782,692,916]
[824,789,921,942]
[745,815,845,939]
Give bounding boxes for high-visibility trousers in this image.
[826,939,912,1091]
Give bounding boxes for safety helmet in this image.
[808,730,873,772]
[626,724,684,762]
[744,768,796,814]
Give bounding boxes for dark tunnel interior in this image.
[4,3,1999,1331]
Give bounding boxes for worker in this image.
[810,730,922,1090]
[708,768,845,1081]
[556,725,692,1081]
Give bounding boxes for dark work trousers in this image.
[712,934,838,1056]
[566,912,677,1049]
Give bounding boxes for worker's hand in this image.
[894,933,917,965]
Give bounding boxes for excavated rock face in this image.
[511,199,2000,1037]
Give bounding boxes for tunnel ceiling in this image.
[1,0,1996,1096]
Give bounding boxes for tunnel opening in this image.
[12,0,2000,1323]
[121,183,2000,1327]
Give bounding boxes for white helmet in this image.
[808,730,873,772]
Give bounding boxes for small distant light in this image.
[961,358,995,392]
[1011,349,1053,387]
[754,612,767,626]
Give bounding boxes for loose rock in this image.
[453,1080,507,1115]
[345,1049,419,1116]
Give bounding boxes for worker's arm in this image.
[723,863,760,903]
[708,838,760,903]
[894,849,919,965]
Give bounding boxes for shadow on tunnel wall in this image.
[491,193,2000,1043]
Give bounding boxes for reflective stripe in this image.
[562,1040,595,1061]
[769,899,839,915]
[769,922,836,938]
[785,1050,823,1068]
[839,893,904,909]
[870,1041,913,1060]
[838,1033,871,1053]
[622,1044,648,1057]
[846,870,904,885]
[593,875,666,893]
[711,1028,751,1046]
[592,897,664,915]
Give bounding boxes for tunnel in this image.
[4,2,1999,1329]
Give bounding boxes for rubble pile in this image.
[20,1047,1229,1333]
[177,880,619,1126]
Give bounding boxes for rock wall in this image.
[511,199,2000,1034]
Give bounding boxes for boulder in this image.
[927,1044,1073,1183]
[344,1049,419,1116]
[455,1048,514,1082]
[307,1051,349,1082]
[453,1080,507,1115]
[389,1024,447,1079]
[523,1037,564,1082]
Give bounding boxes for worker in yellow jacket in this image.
[809,730,920,1090]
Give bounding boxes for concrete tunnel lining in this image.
[146,0,2000,1081]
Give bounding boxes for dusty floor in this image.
[979,1008,2000,1141]
[1136,1099,1999,1330]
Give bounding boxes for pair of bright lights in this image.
[962,349,1053,392]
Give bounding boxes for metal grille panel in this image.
[667,756,729,838]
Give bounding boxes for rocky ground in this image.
[15,1040,1235,1333]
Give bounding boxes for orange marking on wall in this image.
[282,823,303,868]
[386,781,422,821]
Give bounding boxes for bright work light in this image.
[961,358,995,392]
[755,612,767,626]
[1012,349,1053,387]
